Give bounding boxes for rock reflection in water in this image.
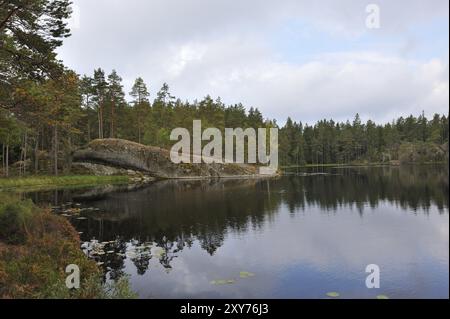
[24,165,449,298]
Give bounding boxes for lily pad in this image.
[326,292,340,298]
[210,279,235,285]
[126,252,137,258]
[239,271,255,278]
[376,295,389,299]
[152,247,166,258]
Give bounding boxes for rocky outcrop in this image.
[398,142,448,164]
[72,139,261,179]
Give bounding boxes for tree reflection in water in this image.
[27,165,449,282]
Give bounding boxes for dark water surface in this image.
[26,165,449,299]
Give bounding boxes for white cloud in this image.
[58,0,449,123]
[156,39,449,123]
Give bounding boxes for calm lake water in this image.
[26,165,449,299]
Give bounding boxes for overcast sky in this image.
[58,0,449,124]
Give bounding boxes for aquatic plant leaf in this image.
[239,271,255,278]
[210,279,235,285]
[152,247,166,257]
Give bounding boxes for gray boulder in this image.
[72,139,259,179]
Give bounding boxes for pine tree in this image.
[130,77,150,144]
[80,75,94,141]
[0,0,72,84]
[92,69,108,139]
[107,70,125,138]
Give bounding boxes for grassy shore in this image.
[0,175,130,190]
[0,194,136,298]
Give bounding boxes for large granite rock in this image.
[72,139,259,179]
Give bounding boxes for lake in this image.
[25,165,449,299]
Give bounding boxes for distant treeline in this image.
[0,69,449,176]
[279,112,449,166]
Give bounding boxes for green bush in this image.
[0,198,34,244]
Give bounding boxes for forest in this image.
[1,0,449,178]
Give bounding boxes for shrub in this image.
[0,196,136,299]
[0,198,34,244]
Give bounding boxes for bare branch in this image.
[0,6,21,31]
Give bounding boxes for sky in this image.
[58,0,449,125]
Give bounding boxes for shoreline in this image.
[0,173,279,192]
[0,175,131,191]
[1,161,446,191]
[281,161,448,169]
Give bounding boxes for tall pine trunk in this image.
[19,136,24,176]
[23,130,27,175]
[87,117,91,142]
[53,125,58,176]
[137,103,142,144]
[138,124,141,144]
[34,135,39,174]
[100,104,104,139]
[98,103,104,139]
[110,99,115,138]
[1,143,4,176]
[5,143,9,177]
